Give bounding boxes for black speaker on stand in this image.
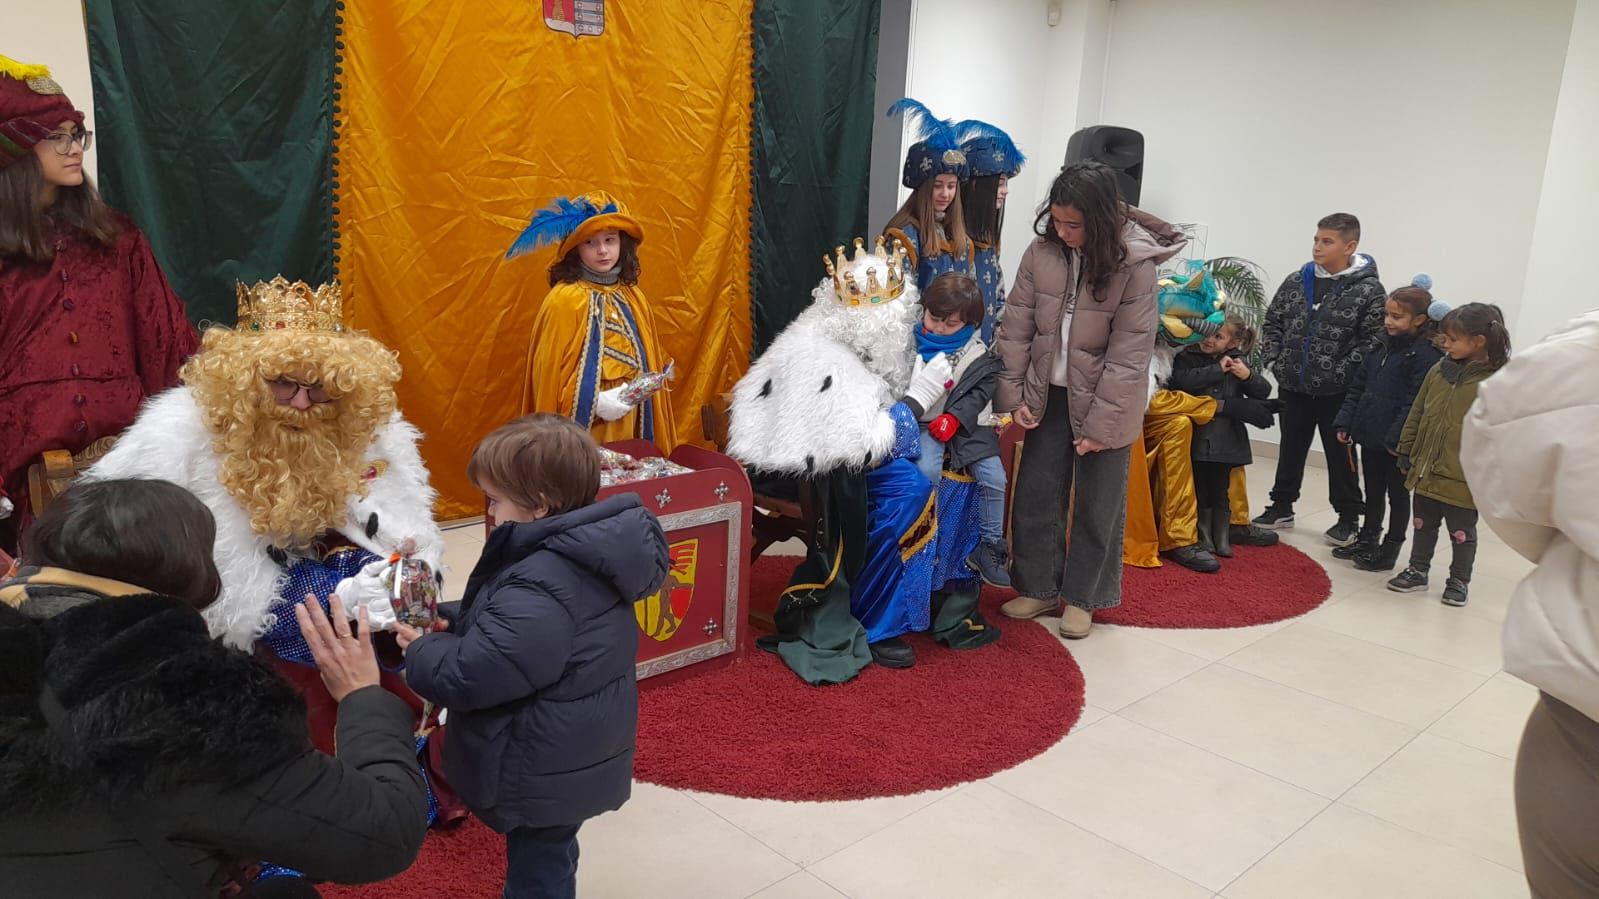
[1064,126,1145,206]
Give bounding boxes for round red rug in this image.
[1093,543,1332,628]
[634,562,1085,802]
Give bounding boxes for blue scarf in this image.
[915,324,974,360]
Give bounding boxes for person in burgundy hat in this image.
[0,55,197,553]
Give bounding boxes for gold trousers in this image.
[1124,391,1255,565]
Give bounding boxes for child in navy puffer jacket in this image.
[1331,275,1443,570]
[399,414,668,899]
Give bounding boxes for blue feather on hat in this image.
[956,118,1026,176]
[886,97,963,153]
[506,196,618,259]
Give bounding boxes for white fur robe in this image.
[84,388,444,649]
[728,278,920,475]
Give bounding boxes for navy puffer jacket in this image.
[405,494,668,832]
[1332,330,1442,451]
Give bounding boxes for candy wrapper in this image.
[617,360,676,407]
[598,446,693,488]
[381,553,440,629]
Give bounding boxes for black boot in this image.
[869,637,916,668]
[1333,531,1379,561]
[1210,504,1233,558]
[1355,535,1406,572]
[1196,506,1215,554]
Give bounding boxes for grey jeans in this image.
[1010,385,1131,610]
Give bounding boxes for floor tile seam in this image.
[981,776,1219,895]
[1214,796,1342,895]
[1321,798,1528,877]
[679,790,817,873]
[1211,655,1484,731]
[1102,713,1348,802]
[1271,619,1506,679]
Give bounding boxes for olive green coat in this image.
[1398,358,1497,509]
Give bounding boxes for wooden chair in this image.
[26,435,120,517]
[700,393,818,564]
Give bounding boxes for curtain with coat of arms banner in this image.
[85,0,880,518]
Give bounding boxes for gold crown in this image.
[236,276,345,333]
[823,236,910,307]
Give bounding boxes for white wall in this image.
[896,0,1116,280]
[1097,0,1575,330]
[1517,0,1599,345]
[2,5,98,180]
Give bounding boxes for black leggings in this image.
[1193,461,1234,508]
[1360,446,1409,540]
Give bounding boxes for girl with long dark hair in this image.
[992,161,1186,638]
[0,57,196,552]
[957,120,1025,343]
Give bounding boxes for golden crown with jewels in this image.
[236,276,345,333]
[823,236,910,307]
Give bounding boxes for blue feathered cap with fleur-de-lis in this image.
[888,98,969,189]
[505,190,644,264]
[956,118,1026,179]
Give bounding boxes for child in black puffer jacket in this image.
[1331,275,1444,570]
[1169,313,1273,559]
[400,414,668,899]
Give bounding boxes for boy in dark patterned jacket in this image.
[1254,213,1387,544]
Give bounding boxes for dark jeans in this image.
[505,824,582,899]
[1010,385,1131,611]
[1270,389,1363,520]
[1193,461,1233,508]
[1408,493,1477,583]
[1359,446,1409,541]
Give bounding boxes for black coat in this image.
[1333,330,1443,451]
[1260,257,1388,396]
[1168,347,1271,466]
[405,494,668,832]
[0,589,428,898]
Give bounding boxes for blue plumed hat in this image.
[956,119,1025,178]
[888,98,968,189]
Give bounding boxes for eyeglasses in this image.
[266,376,333,404]
[41,131,93,154]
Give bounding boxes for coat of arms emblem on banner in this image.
[544,0,605,38]
[634,539,698,642]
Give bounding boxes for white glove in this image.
[593,385,634,422]
[905,353,954,412]
[334,559,398,631]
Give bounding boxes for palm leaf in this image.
[1205,256,1270,363]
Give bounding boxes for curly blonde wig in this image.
[182,326,403,548]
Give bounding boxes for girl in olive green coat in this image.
[1389,304,1511,606]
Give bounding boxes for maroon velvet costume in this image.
[0,213,197,544]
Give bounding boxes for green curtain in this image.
[751,0,881,352]
[84,0,336,326]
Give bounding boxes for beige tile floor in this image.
[436,463,1537,898]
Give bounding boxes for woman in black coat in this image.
[1168,315,1272,557]
[0,479,428,898]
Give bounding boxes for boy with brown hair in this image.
[398,414,668,898]
[1256,213,1387,545]
[902,272,1010,587]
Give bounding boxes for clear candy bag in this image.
[382,553,439,629]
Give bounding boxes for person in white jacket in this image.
[1460,309,1599,898]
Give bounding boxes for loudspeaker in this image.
[1064,126,1145,206]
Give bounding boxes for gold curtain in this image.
[337,0,754,517]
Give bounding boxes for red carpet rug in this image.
[1095,543,1331,628]
[323,544,1327,898]
[634,561,1085,802]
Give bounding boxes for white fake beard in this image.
[802,277,919,395]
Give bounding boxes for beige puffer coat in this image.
[1461,309,1599,724]
[993,207,1186,450]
